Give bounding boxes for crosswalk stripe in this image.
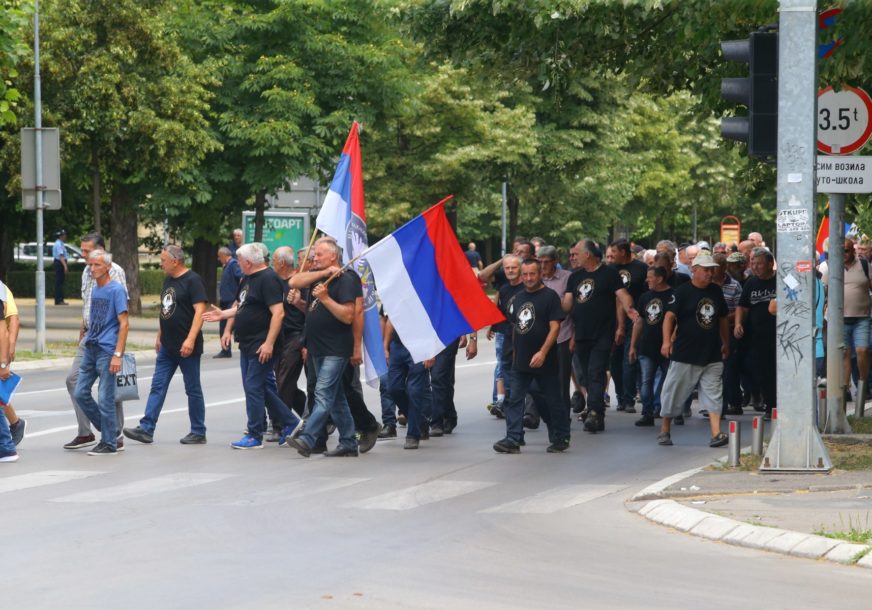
[0,470,104,494]
[50,472,233,503]
[480,484,628,514]
[218,477,370,507]
[347,480,496,511]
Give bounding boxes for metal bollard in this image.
[751,416,764,456]
[728,420,741,467]
[817,383,827,432]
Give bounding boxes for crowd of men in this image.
[0,225,825,461]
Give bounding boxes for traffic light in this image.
[720,31,778,159]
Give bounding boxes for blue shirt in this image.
[52,239,65,260]
[84,281,128,354]
[219,258,244,303]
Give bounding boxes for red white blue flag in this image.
[316,122,387,385]
[366,198,504,362]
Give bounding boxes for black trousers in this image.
[53,259,65,304]
[574,334,613,418]
[274,333,306,417]
[430,339,460,427]
[218,300,234,354]
[343,363,380,433]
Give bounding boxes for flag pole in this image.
[298,228,320,274]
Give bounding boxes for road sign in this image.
[815,155,872,193]
[817,85,872,155]
[242,211,310,254]
[720,215,741,244]
[20,127,62,210]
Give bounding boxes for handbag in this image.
[114,353,140,402]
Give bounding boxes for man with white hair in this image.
[74,250,129,455]
[204,243,303,449]
[124,245,208,445]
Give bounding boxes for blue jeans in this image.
[74,344,118,448]
[0,409,14,454]
[240,353,300,440]
[299,356,357,450]
[639,354,669,417]
[430,339,459,427]
[388,339,433,440]
[140,346,206,436]
[505,369,569,445]
[379,374,397,426]
[492,332,505,402]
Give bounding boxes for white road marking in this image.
[218,476,370,507]
[15,376,154,397]
[0,470,104,494]
[26,397,245,439]
[480,484,628,514]
[630,467,704,501]
[348,480,496,511]
[50,472,233,503]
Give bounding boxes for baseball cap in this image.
[696,240,711,252]
[692,253,719,268]
[726,252,746,263]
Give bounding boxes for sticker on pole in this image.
[817,85,872,155]
[776,209,810,233]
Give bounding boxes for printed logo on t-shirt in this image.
[238,288,248,307]
[516,302,536,334]
[506,292,519,317]
[576,279,595,303]
[619,269,631,288]
[696,297,717,329]
[160,288,176,320]
[645,298,664,325]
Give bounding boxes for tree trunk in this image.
[192,236,219,305]
[0,221,12,282]
[254,190,266,242]
[446,197,458,234]
[110,186,141,315]
[508,191,520,243]
[91,145,101,234]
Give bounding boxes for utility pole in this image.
[824,193,851,433]
[501,180,507,257]
[33,0,46,353]
[762,0,831,471]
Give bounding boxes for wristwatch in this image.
[113,351,122,358]
[0,362,7,369]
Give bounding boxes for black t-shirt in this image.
[234,267,285,355]
[511,286,564,374]
[465,250,482,268]
[493,266,508,290]
[279,276,306,338]
[667,271,691,287]
[636,288,674,358]
[611,259,649,304]
[739,275,777,343]
[159,270,208,357]
[668,282,728,366]
[305,270,359,358]
[565,265,623,341]
[493,281,525,344]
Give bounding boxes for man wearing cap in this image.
[657,252,730,448]
[52,229,68,305]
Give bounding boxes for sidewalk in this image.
[627,440,872,568]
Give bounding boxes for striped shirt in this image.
[719,275,742,312]
[81,263,128,327]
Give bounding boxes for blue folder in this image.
[0,372,22,405]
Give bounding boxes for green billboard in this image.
[242,211,310,254]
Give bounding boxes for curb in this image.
[629,465,872,568]
[12,349,160,372]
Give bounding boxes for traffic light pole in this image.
[762,0,831,471]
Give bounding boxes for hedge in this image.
[3,269,171,298]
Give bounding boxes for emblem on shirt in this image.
[516,302,536,334]
[619,269,631,288]
[576,279,595,303]
[645,298,663,325]
[160,288,176,320]
[696,297,717,329]
[238,288,248,307]
[347,215,378,311]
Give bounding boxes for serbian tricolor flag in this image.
[366,197,505,362]
[815,212,829,259]
[316,122,387,386]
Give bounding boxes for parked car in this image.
[15,242,85,264]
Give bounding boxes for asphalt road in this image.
[4,344,871,609]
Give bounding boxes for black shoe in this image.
[325,445,359,457]
[674,415,685,426]
[443,421,456,434]
[583,413,604,433]
[493,438,521,454]
[571,391,585,414]
[420,427,430,440]
[286,437,312,458]
[615,403,626,412]
[87,442,118,456]
[634,415,655,427]
[763,410,772,422]
[490,402,505,419]
[522,416,539,430]
[311,441,328,454]
[10,418,26,446]
[358,426,380,454]
[404,437,419,450]
[624,403,637,414]
[546,439,570,453]
[429,425,444,437]
[180,433,207,445]
[123,426,154,444]
[213,351,232,359]
[725,405,744,416]
[378,425,397,440]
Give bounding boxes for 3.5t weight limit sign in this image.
[817,85,872,155]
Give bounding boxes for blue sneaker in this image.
[230,435,263,450]
[278,419,304,447]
